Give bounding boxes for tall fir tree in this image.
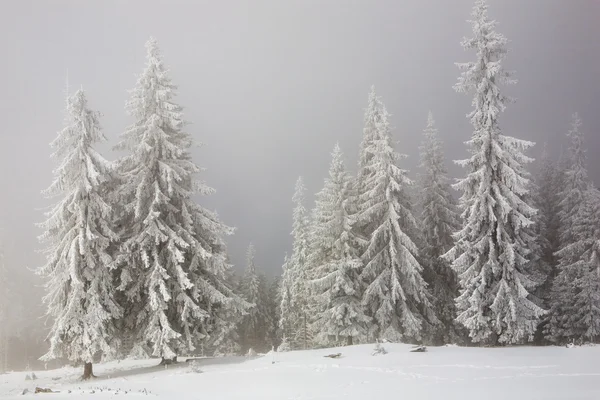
[356,94,435,343]
[257,274,276,350]
[353,86,386,246]
[546,187,600,343]
[557,113,589,249]
[278,252,293,347]
[288,177,314,349]
[532,144,561,304]
[239,244,271,352]
[417,112,461,344]
[267,276,281,349]
[545,114,596,343]
[38,89,121,379]
[239,244,260,352]
[114,38,247,361]
[310,144,369,346]
[446,0,544,344]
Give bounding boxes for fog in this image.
[0,0,598,366]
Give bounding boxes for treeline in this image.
[35,0,599,380]
[39,39,250,379]
[272,0,599,350]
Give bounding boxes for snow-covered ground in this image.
[1,344,599,399]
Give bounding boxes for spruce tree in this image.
[278,252,293,346]
[240,244,261,351]
[546,187,600,343]
[310,144,369,346]
[446,0,544,344]
[353,86,386,245]
[557,113,589,249]
[545,115,597,343]
[531,144,562,309]
[356,95,435,343]
[286,177,314,348]
[267,276,281,349]
[239,244,271,352]
[417,112,461,344]
[114,38,247,361]
[257,274,275,350]
[39,89,121,379]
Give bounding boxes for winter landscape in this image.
[2,344,600,399]
[0,0,599,398]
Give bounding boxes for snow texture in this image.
[2,344,600,400]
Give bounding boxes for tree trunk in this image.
[82,362,94,380]
[159,355,178,366]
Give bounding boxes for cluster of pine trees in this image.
[277,0,599,350]
[38,38,251,379]
[36,0,599,380]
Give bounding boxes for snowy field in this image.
[1,344,599,400]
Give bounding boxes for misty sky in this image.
[0,0,598,299]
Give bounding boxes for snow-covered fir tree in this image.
[532,144,562,304]
[557,113,589,249]
[446,0,544,344]
[546,186,600,343]
[288,177,314,349]
[38,89,121,379]
[310,144,369,346]
[114,37,247,361]
[356,94,435,343]
[545,115,597,344]
[239,244,272,352]
[266,275,281,348]
[257,274,276,350]
[353,86,386,243]
[239,244,261,351]
[417,112,461,344]
[278,252,293,344]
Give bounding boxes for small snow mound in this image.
[372,342,387,356]
[277,339,291,352]
[189,361,203,374]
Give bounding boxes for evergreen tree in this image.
[356,94,435,343]
[114,37,247,362]
[532,144,561,302]
[546,187,600,343]
[417,112,461,344]
[557,113,589,249]
[38,89,121,379]
[446,0,544,344]
[267,276,281,349]
[288,177,314,349]
[278,253,293,344]
[240,244,261,351]
[310,144,369,346]
[239,244,272,352]
[257,274,275,350]
[545,115,597,343]
[353,86,386,245]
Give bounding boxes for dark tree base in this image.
[81,362,96,380]
[159,356,178,366]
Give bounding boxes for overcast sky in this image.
[0,0,598,297]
